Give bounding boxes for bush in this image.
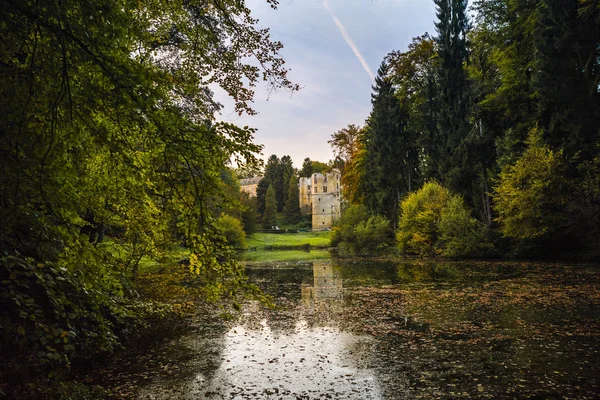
[0,252,133,371]
[493,128,567,240]
[353,215,393,254]
[214,213,247,250]
[439,196,494,258]
[331,204,393,255]
[398,181,493,257]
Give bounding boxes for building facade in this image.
[239,176,262,197]
[299,169,342,230]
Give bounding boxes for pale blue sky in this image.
[217,0,438,169]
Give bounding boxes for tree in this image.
[263,185,278,229]
[256,178,271,219]
[0,0,297,378]
[434,0,473,196]
[240,191,258,235]
[311,160,331,174]
[300,157,313,178]
[331,204,393,255]
[362,61,410,226]
[328,125,361,164]
[280,155,295,208]
[388,34,436,185]
[493,128,568,240]
[397,181,491,257]
[283,176,301,223]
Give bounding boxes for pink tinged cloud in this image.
[322,0,375,82]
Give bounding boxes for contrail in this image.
[323,0,375,82]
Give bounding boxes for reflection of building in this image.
[299,169,342,230]
[239,176,262,197]
[301,262,343,300]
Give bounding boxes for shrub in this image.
[398,181,493,257]
[214,213,247,250]
[439,196,494,258]
[493,128,567,240]
[353,215,393,254]
[397,181,451,256]
[331,204,393,255]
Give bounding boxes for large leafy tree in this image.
[328,124,361,166]
[0,0,297,373]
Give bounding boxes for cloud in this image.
[322,0,375,82]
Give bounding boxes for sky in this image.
[216,0,438,170]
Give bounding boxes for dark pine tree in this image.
[434,0,473,197]
[363,61,410,227]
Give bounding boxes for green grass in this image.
[239,248,331,263]
[240,231,332,263]
[246,231,331,250]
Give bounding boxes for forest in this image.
[330,0,600,260]
[0,0,599,398]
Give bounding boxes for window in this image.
[324,175,328,183]
[322,209,325,212]
[313,175,317,184]
[323,186,327,193]
[314,187,317,194]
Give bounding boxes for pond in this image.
[110,260,600,399]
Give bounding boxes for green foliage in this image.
[283,176,302,223]
[362,62,411,226]
[439,196,494,258]
[214,214,247,250]
[398,181,492,257]
[493,128,567,240]
[263,185,278,229]
[311,161,332,175]
[0,252,131,368]
[240,192,258,235]
[353,216,394,255]
[331,205,394,255]
[0,0,298,388]
[300,158,314,178]
[397,182,451,255]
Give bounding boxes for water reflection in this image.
[301,261,343,300]
[132,260,600,399]
[171,261,385,399]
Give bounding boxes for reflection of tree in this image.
[396,262,459,283]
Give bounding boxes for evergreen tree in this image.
[263,185,278,229]
[362,62,410,226]
[283,176,302,223]
[256,178,270,219]
[280,155,295,209]
[434,0,473,196]
[300,157,313,177]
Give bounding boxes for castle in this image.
[239,169,342,230]
[299,169,342,230]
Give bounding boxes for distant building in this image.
[239,176,262,197]
[299,169,342,230]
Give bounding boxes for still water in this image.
[130,260,599,399]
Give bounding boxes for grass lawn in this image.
[239,248,331,263]
[246,231,331,250]
[240,231,332,263]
